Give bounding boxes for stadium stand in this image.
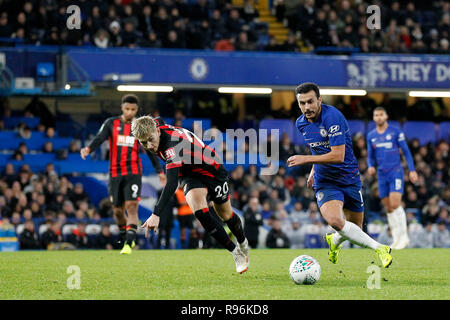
[0,0,448,54]
[0,1,448,252]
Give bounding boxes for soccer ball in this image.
[289,255,321,285]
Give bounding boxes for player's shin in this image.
[126,224,137,246]
[224,212,246,244]
[338,221,382,250]
[387,212,400,247]
[393,206,409,247]
[194,208,236,252]
[118,224,127,245]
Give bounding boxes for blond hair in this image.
[131,116,157,141]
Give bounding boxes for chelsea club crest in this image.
[189,58,208,80]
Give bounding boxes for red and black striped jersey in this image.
[152,117,225,179]
[88,116,163,177]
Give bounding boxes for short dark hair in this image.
[373,106,387,113]
[295,82,320,98]
[121,94,139,105]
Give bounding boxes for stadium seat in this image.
[367,223,384,240]
[259,119,295,142]
[403,121,436,145]
[2,117,40,129]
[62,224,77,241]
[347,120,365,136]
[305,234,323,248]
[15,224,25,236]
[38,224,49,236]
[109,225,119,235]
[86,224,101,235]
[303,224,323,248]
[437,122,450,142]
[0,131,18,141]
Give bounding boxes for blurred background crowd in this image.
[0,0,448,53]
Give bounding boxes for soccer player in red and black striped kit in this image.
[132,115,250,273]
[80,95,166,254]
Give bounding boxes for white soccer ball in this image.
[289,255,321,285]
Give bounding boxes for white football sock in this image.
[386,211,399,243]
[393,206,408,239]
[338,221,382,250]
[332,231,347,247]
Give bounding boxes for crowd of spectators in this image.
[274,0,449,54]
[0,0,448,54]
[0,0,268,51]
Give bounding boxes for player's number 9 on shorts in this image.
[131,184,139,198]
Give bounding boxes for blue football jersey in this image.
[296,104,361,188]
[366,124,415,173]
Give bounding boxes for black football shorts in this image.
[108,175,142,207]
[179,168,230,205]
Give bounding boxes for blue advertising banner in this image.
[1,46,449,89]
[345,55,450,89]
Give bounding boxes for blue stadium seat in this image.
[304,234,323,248]
[181,118,211,132]
[437,122,450,142]
[367,120,401,133]
[2,117,40,129]
[403,121,436,145]
[23,154,56,163]
[259,119,295,142]
[36,62,55,80]
[0,131,18,141]
[347,120,365,136]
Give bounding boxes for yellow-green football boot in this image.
[325,233,342,264]
[120,241,135,255]
[375,245,393,268]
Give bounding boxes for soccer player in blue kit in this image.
[287,83,393,268]
[367,107,418,249]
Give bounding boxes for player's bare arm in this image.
[287,145,345,167]
[307,166,314,188]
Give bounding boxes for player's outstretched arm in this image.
[287,145,345,167]
[81,119,111,159]
[397,132,418,183]
[141,165,180,237]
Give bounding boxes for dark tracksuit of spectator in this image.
[243,204,263,248]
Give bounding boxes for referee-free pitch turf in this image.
[1,248,449,300]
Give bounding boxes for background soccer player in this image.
[131,115,250,273]
[367,107,417,249]
[80,94,166,254]
[287,82,392,268]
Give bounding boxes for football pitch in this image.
[1,248,449,300]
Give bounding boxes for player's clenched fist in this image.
[287,155,307,167]
[141,214,160,238]
[80,147,90,160]
[367,167,376,176]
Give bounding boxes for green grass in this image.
[0,248,449,300]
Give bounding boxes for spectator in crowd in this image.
[40,220,62,249]
[243,197,264,248]
[69,183,90,206]
[94,224,115,250]
[266,217,290,248]
[42,141,54,153]
[67,222,89,249]
[416,223,435,248]
[287,220,305,249]
[19,220,41,249]
[434,222,450,248]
